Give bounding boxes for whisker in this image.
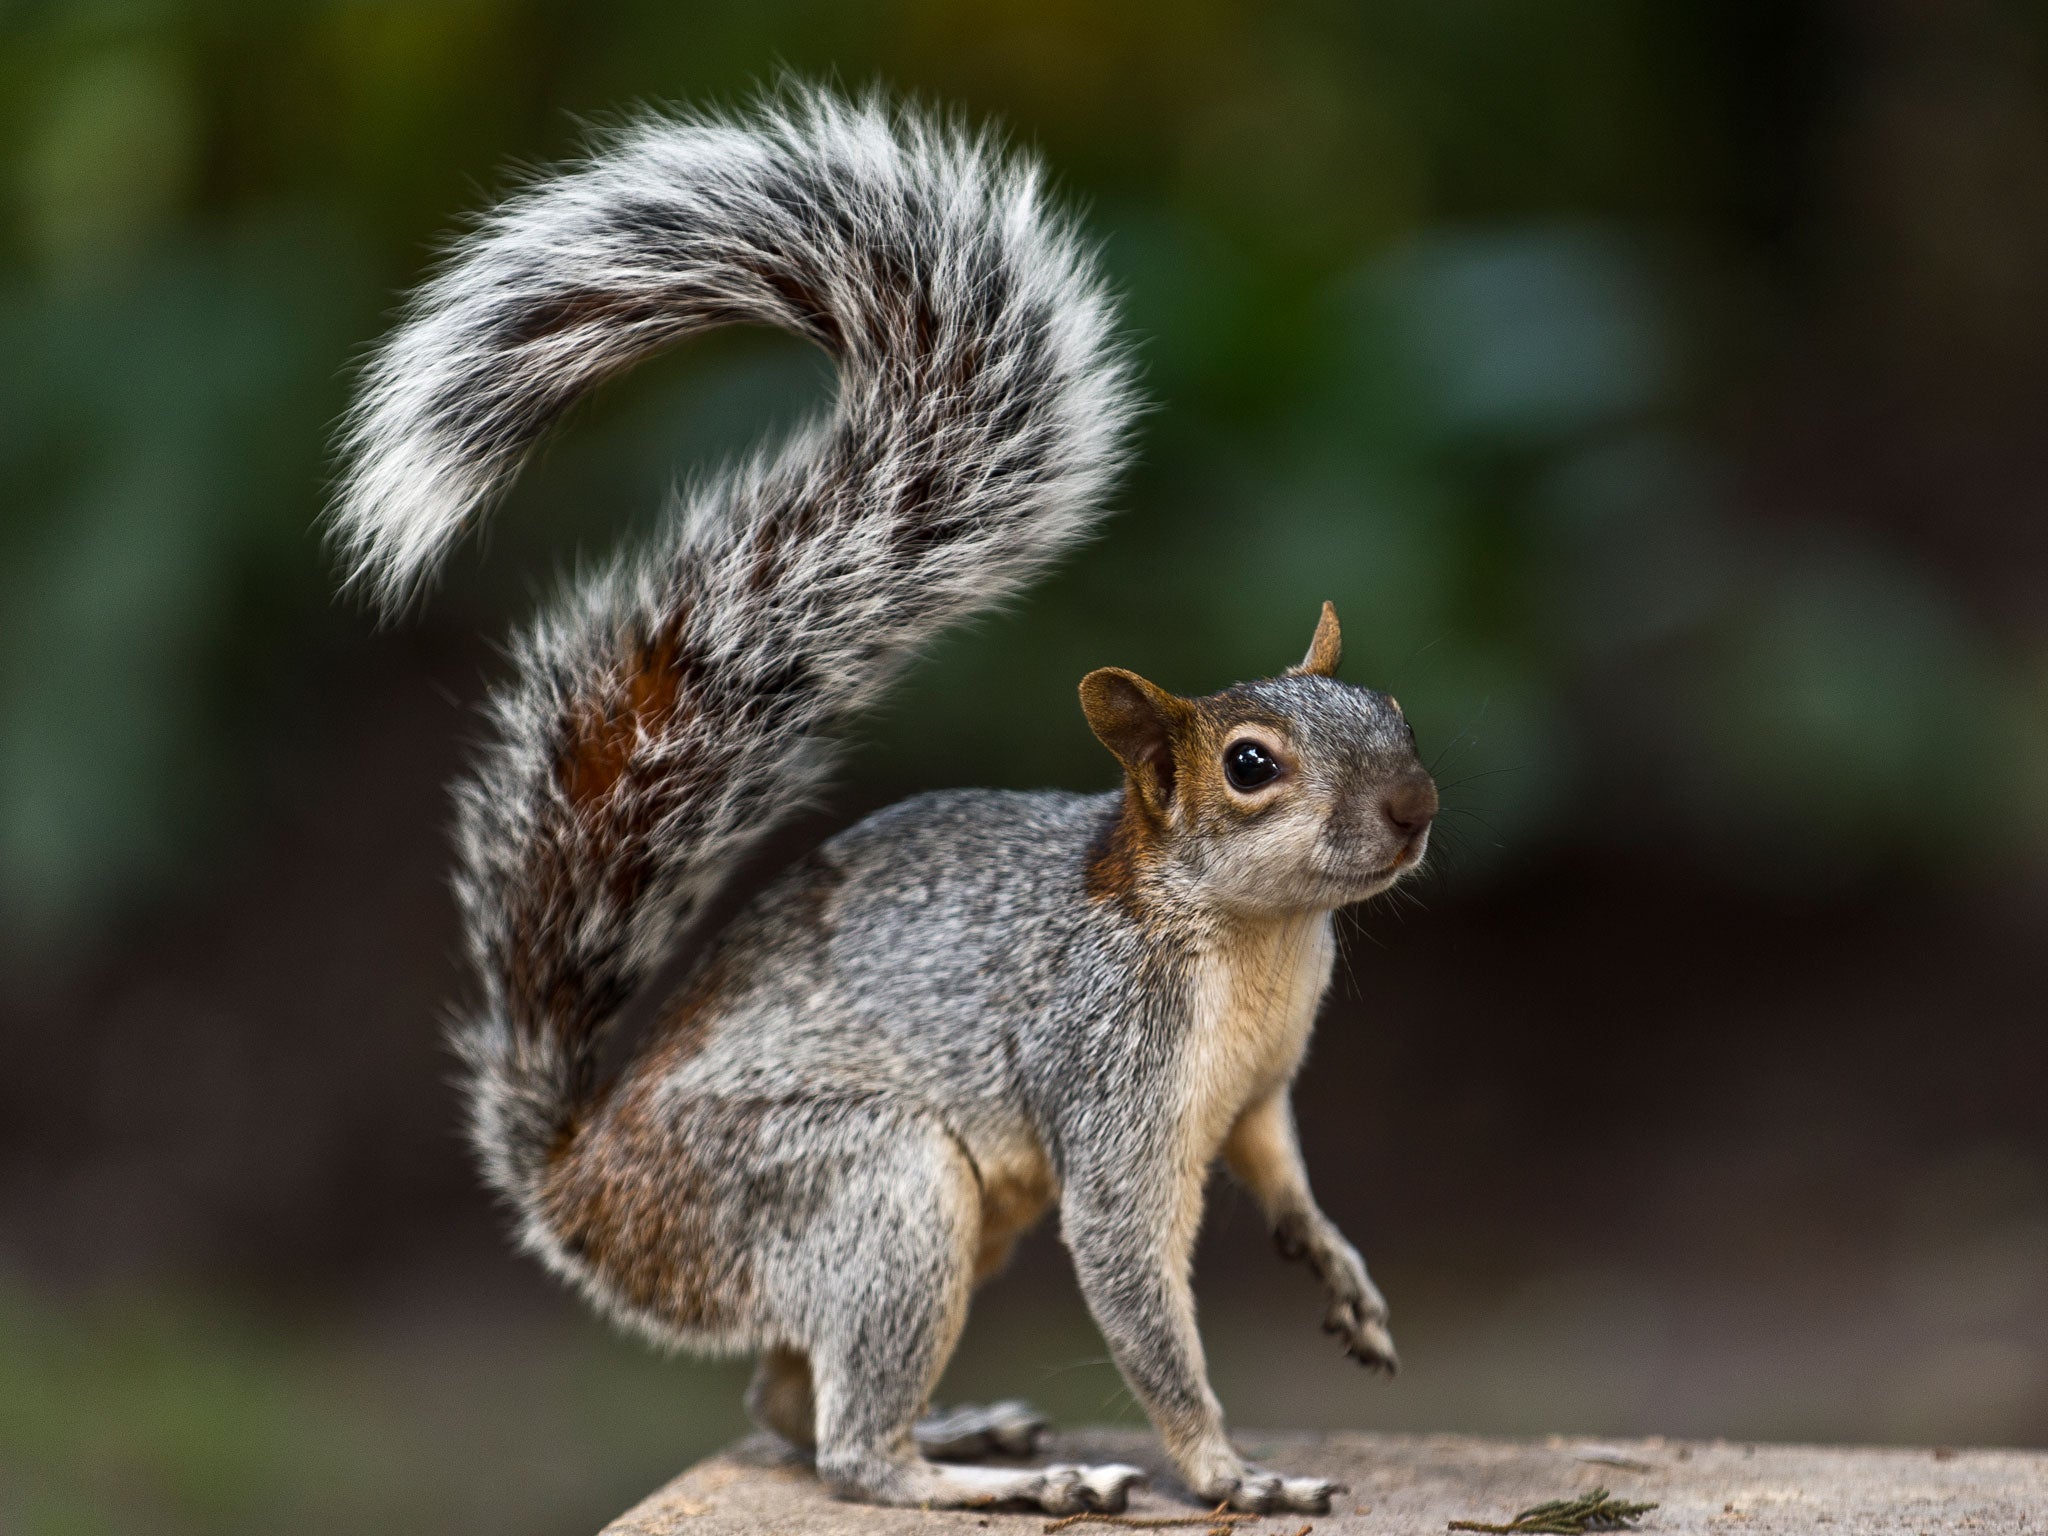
[1434,764,1530,794]
[1038,1354,1116,1378]
[1435,805,1510,846]
[1424,695,1489,773]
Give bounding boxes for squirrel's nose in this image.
[1381,776,1439,835]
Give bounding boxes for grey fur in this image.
[329,88,1435,1516]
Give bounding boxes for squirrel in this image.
[329,89,1438,1517]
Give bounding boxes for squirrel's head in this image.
[1080,602,1437,917]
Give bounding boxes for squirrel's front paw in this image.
[1277,1215,1400,1373]
[1323,1291,1399,1374]
[1196,1468,1344,1514]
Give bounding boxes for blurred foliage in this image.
[3,1,2046,934]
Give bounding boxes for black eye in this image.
[1223,739,1281,791]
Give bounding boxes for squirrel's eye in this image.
[1222,739,1281,792]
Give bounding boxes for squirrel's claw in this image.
[1348,1316,1401,1374]
[1207,1470,1346,1514]
[1323,1297,1400,1374]
[1035,1463,1147,1515]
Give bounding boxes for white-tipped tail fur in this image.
[328,88,1134,1211]
[333,90,1130,608]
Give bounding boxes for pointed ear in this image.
[1079,667,1189,817]
[1288,600,1342,678]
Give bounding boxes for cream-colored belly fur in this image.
[1182,912,1334,1170]
[968,913,1334,1279]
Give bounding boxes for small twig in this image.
[1448,1487,1658,1534]
[1044,1505,1260,1533]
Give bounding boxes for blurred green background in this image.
[5,1,2048,1531]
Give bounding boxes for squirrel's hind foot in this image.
[1030,1462,1148,1515]
[914,1399,1048,1459]
[822,1454,1145,1513]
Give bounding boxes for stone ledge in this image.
[603,1429,2045,1535]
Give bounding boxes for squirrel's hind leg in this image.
[785,1112,1141,1513]
[746,1347,816,1451]
[747,1348,1052,1470]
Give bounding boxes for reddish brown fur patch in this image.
[1165,697,1239,829]
[540,1083,762,1332]
[560,627,693,808]
[641,952,735,1071]
[1084,795,1155,903]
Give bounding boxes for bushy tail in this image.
[330,90,1134,1210]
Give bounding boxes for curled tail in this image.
[330,90,1134,1214]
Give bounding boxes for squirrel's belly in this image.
[970,1137,1058,1282]
[1181,914,1335,1162]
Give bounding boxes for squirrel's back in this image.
[653,788,1132,1090]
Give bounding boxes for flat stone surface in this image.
[603,1429,2045,1534]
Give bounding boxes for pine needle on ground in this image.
[1447,1486,1658,1533]
[1044,1506,1261,1533]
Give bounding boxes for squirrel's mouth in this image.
[1314,824,1429,906]
[1328,861,1407,903]
[1344,831,1430,898]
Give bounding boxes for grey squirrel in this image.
[330,89,1438,1516]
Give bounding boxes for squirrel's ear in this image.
[1080,667,1189,817]
[1288,600,1342,678]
